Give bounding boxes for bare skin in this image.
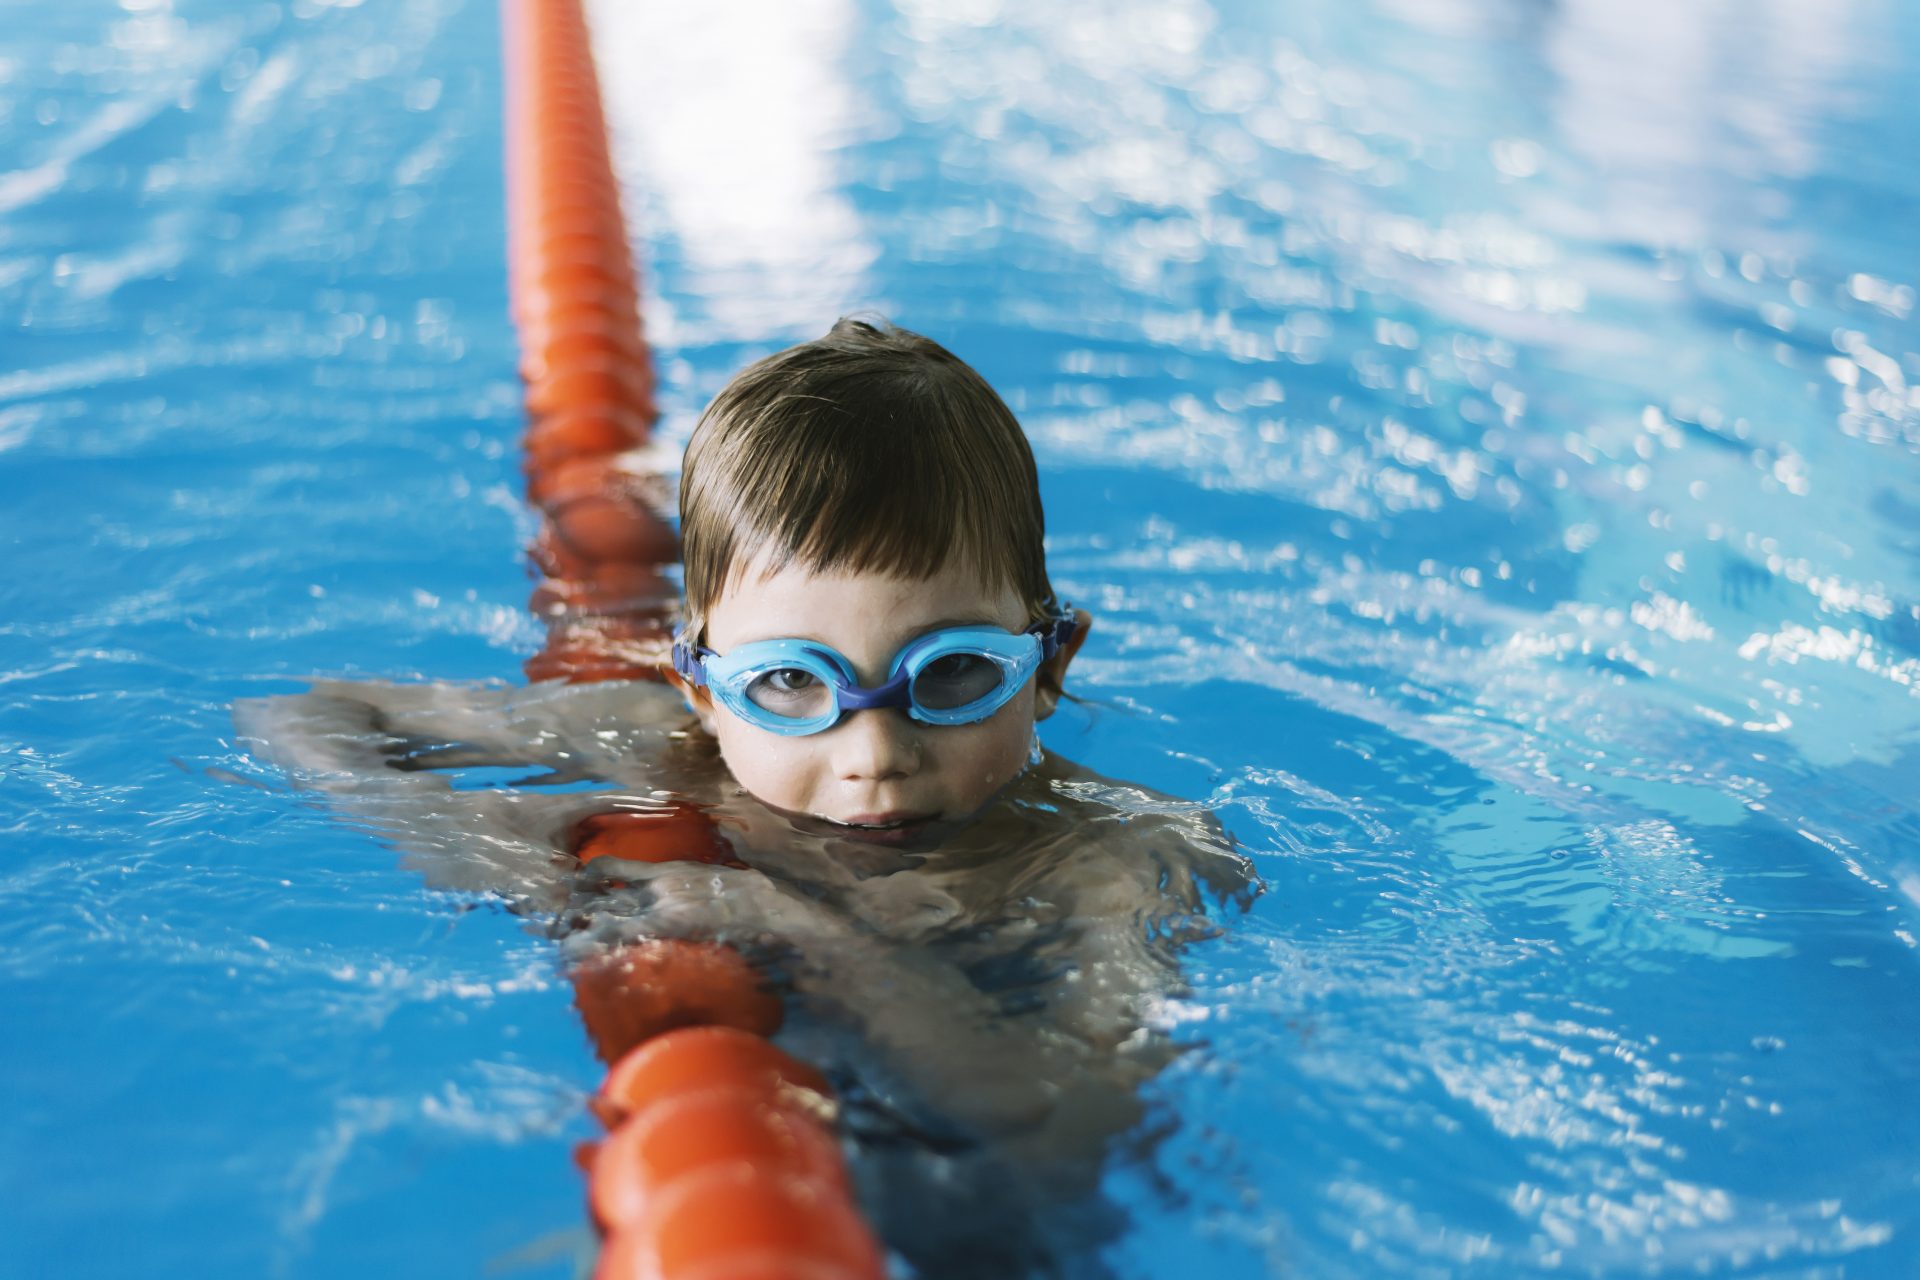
[237,642,1255,1273]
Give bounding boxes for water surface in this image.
[3,0,1918,1275]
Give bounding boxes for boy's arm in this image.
[232,679,687,908]
[577,857,1102,1139]
[241,685,1093,1138]
[1029,772,1259,1054]
[962,812,1253,1182]
[236,687,1052,1128]
[1006,809,1259,1082]
[663,819,1243,1173]
[236,682,1228,1159]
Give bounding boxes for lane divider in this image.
[506,0,672,684]
[499,3,886,1275]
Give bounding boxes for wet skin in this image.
[235,606,1257,1255]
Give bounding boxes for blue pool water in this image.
[5,0,1920,1275]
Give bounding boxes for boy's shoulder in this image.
[1016,755,1261,914]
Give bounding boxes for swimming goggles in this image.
[672,612,1078,737]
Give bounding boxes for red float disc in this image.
[590,1088,845,1233]
[599,1027,831,1123]
[573,942,782,1065]
[638,1166,884,1280]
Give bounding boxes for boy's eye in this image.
[911,652,1004,710]
[744,666,832,717]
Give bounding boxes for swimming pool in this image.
[4,0,1918,1274]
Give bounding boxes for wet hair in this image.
[679,317,1056,634]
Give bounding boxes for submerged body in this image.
[237,673,1255,1269]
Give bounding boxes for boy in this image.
[239,318,1254,1272]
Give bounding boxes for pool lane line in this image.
[508,0,672,685]
[500,2,886,1276]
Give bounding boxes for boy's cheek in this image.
[962,699,1041,792]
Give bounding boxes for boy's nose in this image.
[830,708,921,781]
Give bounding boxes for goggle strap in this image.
[1035,611,1078,661]
[669,635,709,687]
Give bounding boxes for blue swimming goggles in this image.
[671,612,1078,737]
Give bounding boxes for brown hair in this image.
[678,317,1056,633]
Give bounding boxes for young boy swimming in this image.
[669,316,1084,852]
[238,317,1255,1274]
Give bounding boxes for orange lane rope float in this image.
[505,0,674,685]
[500,1,885,1274]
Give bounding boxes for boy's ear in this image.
[664,668,720,736]
[1034,608,1092,721]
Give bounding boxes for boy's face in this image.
[684,556,1076,847]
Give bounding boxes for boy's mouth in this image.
[803,810,943,847]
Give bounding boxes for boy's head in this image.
[679,317,1055,634]
[674,318,1089,844]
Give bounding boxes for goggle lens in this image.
[908,650,1008,712]
[743,666,836,720]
